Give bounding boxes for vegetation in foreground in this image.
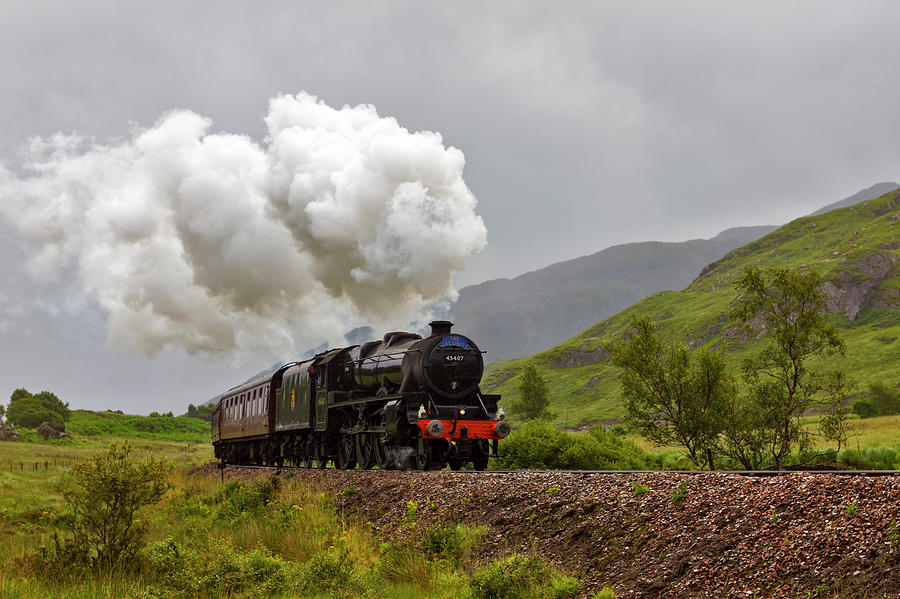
[0,440,588,599]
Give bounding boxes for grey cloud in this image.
[0,1,898,413]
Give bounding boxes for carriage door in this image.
[315,366,328,431]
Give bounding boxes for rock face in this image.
[823,251,900,320]
[37,421,71,440]
[0,426,18,441]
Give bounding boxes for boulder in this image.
[37,421,71,440]
[0,426,18,441]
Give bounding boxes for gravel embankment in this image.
[194,465,900,598]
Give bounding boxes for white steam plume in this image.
[0,93,487,356]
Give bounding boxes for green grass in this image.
[63,410,211,442]
[0,439,579,598]
[0,438,211,520]
[485,190,900,429]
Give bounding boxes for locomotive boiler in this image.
[211,321,509,470]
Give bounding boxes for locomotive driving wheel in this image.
[337,434,356,470]
[302,440,314,469]
[356,434,375,470]
[374,436,392,470]
[472,440,489,471]
[412,446,428,470]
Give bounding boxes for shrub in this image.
[300,544,362,597]
[422,524,482,563]
[869,383,900,416]
[851,399,878,419]
[468,554,578,599]
[147,537,298,596]
[628,480,650,496]
[497,420,653,470]
[60,442,172,570]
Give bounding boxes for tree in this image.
[730,266,845,469]
[10,387,31,402]
[0,403,5,425]
[31,391,70,421]
[195,403,215,422]
[61,442,172,570]
[184,403,215,422]
[608,314,734,470]
[819,372,855,453]
[720,391,769,470]
[6,390,70,428]
[511,364,553,421]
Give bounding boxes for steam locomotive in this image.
[211,321,510,470]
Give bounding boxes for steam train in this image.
[211,321,510,470]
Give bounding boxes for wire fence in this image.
[0,459,76,471]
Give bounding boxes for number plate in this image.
[445,354,465,362]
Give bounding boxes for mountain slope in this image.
[808,182,898,216]
[451,226,776,360]
[483,189,900,427]
[453,183,898,362]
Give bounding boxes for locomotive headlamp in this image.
[494,420,511,438]
[418,404,427,418]
[497,407,506,420]
[459,408,466,415]
[427,419,444,437]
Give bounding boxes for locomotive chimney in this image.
[428,321,453,337]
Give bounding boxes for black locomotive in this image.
[212,321,510,470]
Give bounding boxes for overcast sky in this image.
[1,1,899,414]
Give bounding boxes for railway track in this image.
[217,463,900,476]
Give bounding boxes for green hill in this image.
[484,189,900,428]
[64,410,210,442]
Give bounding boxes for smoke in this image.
[0,93,487,356]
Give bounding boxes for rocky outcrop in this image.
[0,426,18,441]
[823,251,899,320]
[550,344,609,368]
[37,421,71,440]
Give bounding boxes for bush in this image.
[147,537,298,596]
[422,524,482,563]
[869,383,900,416]
[496,420,654,470]
[60,442,172,570]
[852,399,878,419]
[300,544,362,597]
[468,554,578,599]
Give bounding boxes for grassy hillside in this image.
[23,410,212,443]
[484,189,900,429]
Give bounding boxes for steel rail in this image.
[217,464,900,476]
